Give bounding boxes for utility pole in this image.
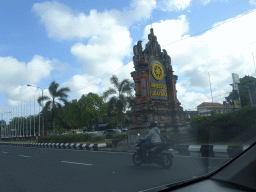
[253,52,256,77]
[231,73,242,109]
[208,72,213,103]
[246,84,253,105]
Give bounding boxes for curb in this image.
[3,142,108,151]
[0,142,251,158]
[177,144,250,158]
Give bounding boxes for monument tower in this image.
[129,28,186,141]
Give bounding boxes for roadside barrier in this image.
[177,144,250,158]
[4,142,108,151]
[3,142,249,158]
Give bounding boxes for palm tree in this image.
[37,81,70,132]
[103,75,134,132]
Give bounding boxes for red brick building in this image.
[197,102,233,116]
[129,28,186,139]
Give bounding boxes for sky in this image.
[1,0,256,120]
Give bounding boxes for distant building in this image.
[184,111,199,121]
[197,102,233,116]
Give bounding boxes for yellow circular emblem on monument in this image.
[151,62,164,81]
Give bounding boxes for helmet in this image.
[150,120,157,128]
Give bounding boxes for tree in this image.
[37,81,70,132]
[79,92,104,131]
[226,76,256,107]
[103,75,134,132]
[65,99,82,129]
[55,104,69,130]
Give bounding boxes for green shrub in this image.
[112,133,128,140]
[190,105,256,143]
[90,134,106,143]
[38,134,93,143]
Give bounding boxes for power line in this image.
[162,9,256,47]
[180,92,230,106]
[68,9,256,94]
[70,62,131,93]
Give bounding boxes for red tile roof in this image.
[197,102,233,107]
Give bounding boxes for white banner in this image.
[232,73,240,83]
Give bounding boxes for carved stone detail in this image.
[131,116,136,123]
[140,114,145,122]
[130,28,186,131]
[160,116,165,121]
[147,114,153,121]
[141,77,147,97]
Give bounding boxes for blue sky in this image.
[1,0,256,118]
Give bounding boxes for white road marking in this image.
[2,151,8,154]
[19,155,31,158]
[61,161,92,166]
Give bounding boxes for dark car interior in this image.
[146,141,256,192]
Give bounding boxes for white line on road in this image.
[19,155,31,158]
[2,151,8,153]
[61,161,92,166]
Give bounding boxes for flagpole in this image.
[30,98,31,137]
[34,95,35,137]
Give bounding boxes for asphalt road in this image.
[0,145,231,192]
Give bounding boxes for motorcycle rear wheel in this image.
[161,154,173,169]
[133,153,143,166]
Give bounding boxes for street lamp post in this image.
[27,84,48,136]
[2,112,11,138]
[30,100,32,137]
[8,112,11,138]
[23,102,25,137]
[10,118,12,138]
[0,112,8,138]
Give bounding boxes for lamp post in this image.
[25,116,27,137]
[27,84,48,136]
[0,112,9,138]
[2,112,11,138]
[8,112,11,138]
[10,118,12,138]
[23,102,25,137]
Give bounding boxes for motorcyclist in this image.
[140,120,161,162]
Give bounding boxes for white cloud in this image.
[250,0,256,6]
[201,0,227,6]
[0,55,58,107]
[60,74,102,100]
[0,55,54,91]
[32,1,154,98]
[143,15,189,45]
[201,0,212,5]
[158,0,192,12]
[32,0,156,40]
[142,11,256,110]
[70,26,132,77]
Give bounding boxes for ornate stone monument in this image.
[129,28,186,143]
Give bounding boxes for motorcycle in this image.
[132,133,175,169]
